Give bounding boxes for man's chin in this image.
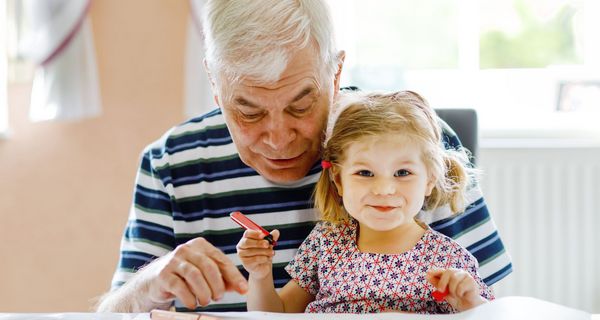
[258,166,312,184]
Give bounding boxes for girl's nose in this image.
[372,178,396,195]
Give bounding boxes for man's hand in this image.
[236,229,280,280]
[97,237,248,312]
[426,268,487,312]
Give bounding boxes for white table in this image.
[0,297,593,320]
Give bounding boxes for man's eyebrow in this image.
[234,97,259,108]
[233,87,314,108]
[291,87,314,103]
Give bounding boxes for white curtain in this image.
[1,1,8,135]
[19,0,101,121]
[185,0,215,118]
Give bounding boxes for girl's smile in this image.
[370,205,396,212]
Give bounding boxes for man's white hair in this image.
[202,0,339,86]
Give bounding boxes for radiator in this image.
[478,147,600,313]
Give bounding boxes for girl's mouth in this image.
[371,206,395,212]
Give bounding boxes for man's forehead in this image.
[227,77,322,104]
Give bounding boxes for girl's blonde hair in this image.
[314,91,475,223]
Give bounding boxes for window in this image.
[330,0,600,139]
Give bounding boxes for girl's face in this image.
[332,133,435,232]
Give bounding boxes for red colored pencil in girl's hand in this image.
[432,288,449,302]
[230,211,276,246]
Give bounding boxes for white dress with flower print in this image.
[285,219,494,313]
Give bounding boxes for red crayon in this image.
[432,289,449,302]
[230,211,276,246]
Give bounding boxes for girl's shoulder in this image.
[312,219,357,241]
[425,228,479,267]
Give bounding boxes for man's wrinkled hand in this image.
[144,237,248,310]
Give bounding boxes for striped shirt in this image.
[110,107,512,312]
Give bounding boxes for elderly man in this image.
[97,0,512,313]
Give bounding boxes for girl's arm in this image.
[278,279,316,312]
[246,272,284,311]
[237,229,314,312]
[247,275,314,312]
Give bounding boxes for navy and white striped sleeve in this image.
[110,147,176,290]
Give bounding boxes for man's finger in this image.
[200,244,248,295]
[175,256,220,305]
[183,244,226,301]
[162,272,197,310]
[219,260,248,294]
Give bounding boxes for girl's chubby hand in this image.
[426,268,488,312]
[236,229,280,279]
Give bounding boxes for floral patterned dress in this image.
[285,219,494,313]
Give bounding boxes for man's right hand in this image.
[97,237,248,312]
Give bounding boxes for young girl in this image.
[236,91,493,313]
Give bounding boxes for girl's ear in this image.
[425,176,436,196]
[331,167,343,197]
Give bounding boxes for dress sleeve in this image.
[284,222,326,296]
[110,147,176,290]
[461,251,495,301]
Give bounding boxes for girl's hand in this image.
[236,229,280,280]
[426,268,487,311]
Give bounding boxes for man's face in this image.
[216,46,342,183]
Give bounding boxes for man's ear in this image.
[203,59,221,107]
[333,50,346,95]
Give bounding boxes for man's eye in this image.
[355,170,374,177]
[290,104,312,115]
[394,169,411,177]
[292,107,310,113]
[239,111,263,120]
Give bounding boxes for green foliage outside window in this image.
[480,0,582,69]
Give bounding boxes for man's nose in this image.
[372,178,396,195]
[262,114,296,151]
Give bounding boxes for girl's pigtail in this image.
[314,164,345,222]
[424,148,473,214]
[443,153,469,214]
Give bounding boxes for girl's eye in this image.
[394,169,411,177]
[356,170,374,177]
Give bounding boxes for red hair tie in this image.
[321,160,332,169]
